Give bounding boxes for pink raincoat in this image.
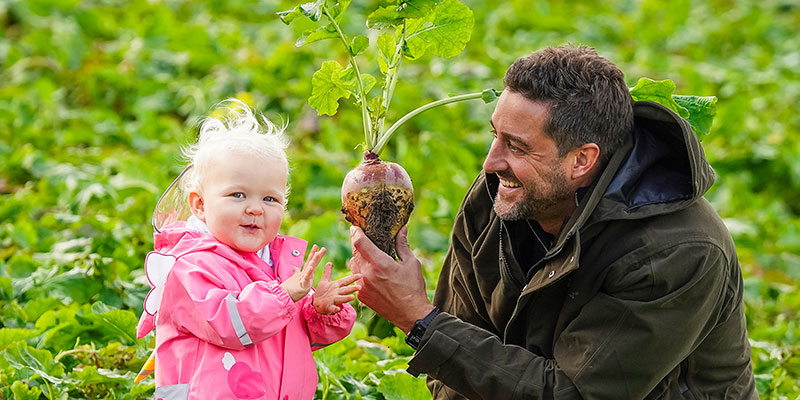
[136,222,356,400]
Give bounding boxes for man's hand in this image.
[348,225,435,333]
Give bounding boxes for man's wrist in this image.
[404,306,441,350]
[400,304,436,334]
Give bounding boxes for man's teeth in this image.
[499,178,521,188]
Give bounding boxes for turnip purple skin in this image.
[341,151,414,258]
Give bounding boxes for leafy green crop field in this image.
[1,0,798,398]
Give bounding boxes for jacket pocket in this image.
[154,383,189,400]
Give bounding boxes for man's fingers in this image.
[350,226,391,265]
[337,284,361,295]
[347,256,361,275]
[335,272,362,286]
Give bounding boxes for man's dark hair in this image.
[504,45,634,165]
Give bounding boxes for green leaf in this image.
[367,6,404,29]
[358,73,377,96]
[629,77,689,118]
[70,365,129,385]
[3,342,65,384]
[37,267,103,304]
[673,94,718,135]
[378,33,397,62]
[325,0,353,21]
[403,0,474,59]
[398,0,441,18]
[629,78,718,135]
[277,0,325,24]
[369,96,387,124]
[377,33,397,73]
[91,302,139,344]
[23,297,64,322]
[11,381,42,400]
[0,276,12,300]
[309,61,356,116]
[350,35,369,56]
[296,23,340,47]
[0,328,40,349]
[377,373,430,400]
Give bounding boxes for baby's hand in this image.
[312,262,362,315]
[281,245,325,302]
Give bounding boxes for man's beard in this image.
[493,167,572,222]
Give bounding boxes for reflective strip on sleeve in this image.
[153,384,189,400]
[225,293,254,347]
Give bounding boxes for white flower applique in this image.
[143,251,178,315]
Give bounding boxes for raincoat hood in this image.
[592,100,716,222]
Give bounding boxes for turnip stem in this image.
[322,5,373,148]
[376,20,406,141]
[372,91,485,155]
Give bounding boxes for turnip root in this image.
[341,151,414,258]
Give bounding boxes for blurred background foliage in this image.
[0,0,798,398]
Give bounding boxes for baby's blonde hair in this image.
[181,99,290,198]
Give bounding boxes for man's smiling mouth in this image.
[499,177,521,188]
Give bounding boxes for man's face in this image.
[191,152,287,253]
[483,91,574,222]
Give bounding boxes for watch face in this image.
[405,325,424,349]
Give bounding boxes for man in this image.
[349,45,756,399]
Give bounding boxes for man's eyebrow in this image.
[489,120,530,148]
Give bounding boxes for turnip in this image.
[279,0,499,257]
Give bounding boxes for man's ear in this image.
[188,190,205,221]
[569,143,600,182]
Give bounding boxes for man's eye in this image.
[231,193,245,199]
[489,129,498,138]
[508,143,524,154]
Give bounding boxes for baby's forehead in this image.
[203,147,285,168]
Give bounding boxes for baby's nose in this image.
[246,203,263,215]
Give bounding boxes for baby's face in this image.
[193,152,287,253]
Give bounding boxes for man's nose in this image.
[482,139,505,173]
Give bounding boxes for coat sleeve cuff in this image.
[407,313,460,377]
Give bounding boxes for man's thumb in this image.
[395,226,413,261]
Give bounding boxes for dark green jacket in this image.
[407,102,756,399]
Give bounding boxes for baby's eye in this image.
[231,192,245,199]
[263,196,275,203]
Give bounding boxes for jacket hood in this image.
[588,101,716,223]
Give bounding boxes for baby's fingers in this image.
[321,262,333,282]
[304,245,326,270]
[332,294,357,305]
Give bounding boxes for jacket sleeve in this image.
[410,240,734,399]
[300,294,357,351]
[160,255,299,350]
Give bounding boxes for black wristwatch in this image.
[405,306,441,350]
